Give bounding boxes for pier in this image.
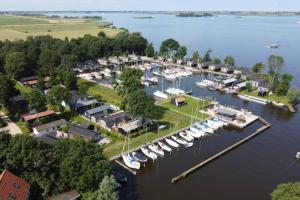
[171,117,271,184]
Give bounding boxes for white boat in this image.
[196,79,214,87]
[132,151,148,163]
[122,154,140,170]
[165,138,179,148]
[196,123,214,134]
[296,152,300,159]
[185,130,202,139]
[190,127,206,137]
[207,119,223,129]
[266,43,279,48]
[153,90,168,99]
[148,144,164,157]
[203,121,219,130]
[147,77,158,84]
[212,118,228,126]
[158,141,172,152]
[171,135,187,145]
[165,87,185,95]
[184,142,194,148]
[179,132,194,142]
[141,147,157,161]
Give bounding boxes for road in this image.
[0,112,22,135]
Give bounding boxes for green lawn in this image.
[77,79,122,106]
[240,90,291,106]
[0,15,49,25]
[15,121,31,134]
[16,82,32,95]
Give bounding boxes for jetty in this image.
[171,117,271,184]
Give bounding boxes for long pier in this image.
[171,117,271,184]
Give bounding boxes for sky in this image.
[0,0,300,11]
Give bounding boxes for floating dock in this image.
[171,117,271,184]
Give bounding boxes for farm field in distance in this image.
[0,14,121,40]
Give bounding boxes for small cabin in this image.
[171,96,186,107]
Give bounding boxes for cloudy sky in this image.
[0,0,300,11]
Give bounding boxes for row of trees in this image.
[0,132,114,200]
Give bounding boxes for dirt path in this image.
[0,112,22,135]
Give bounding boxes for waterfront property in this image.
[32,119,67,136]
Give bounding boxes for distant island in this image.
[133,16,153,19]
[176,12,213,17]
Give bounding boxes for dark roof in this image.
[216,108,237,117]
[33,119,67,132]
[85,104,111,115]
[0,169,30,200]
[37,135,59,144]
[68,126,99,139]
[51,190,80,200]
[101,112,128,128]
[119,118,142,133]
[74,99,98,109]
[19,75,38,83]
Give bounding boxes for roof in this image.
[19,75,38,83]
[236,82,246,88]
[101,112,128,128]
[33,119,67,132]
[222,78,237,85]
[175,96,185,103]
[51,190,80,200]
[119,118,142,133]
[24,77,50,85]
[0,169,30,200]
[21,110,55,121]
[216,108,237,117]
[85,104,111,115]
[68,126,99,139]
[74,99,98,109]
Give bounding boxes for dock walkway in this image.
[171,117,271,183]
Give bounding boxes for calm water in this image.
[46,12,300,200]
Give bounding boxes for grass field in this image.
[240,90,291,106]
[0,15,121,41]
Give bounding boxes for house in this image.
[171,96,186,107]
[128,54,142,64]
[51,190,80,200]
[84,104,114,122]
[220,78,237,87]
[215,108,237,121]
[73,99,99,114]
[21,110,55,123]
[0,169,30,200]
[118,117,143,135]
[32,119,67,136]
[200,62,211,69]
[209,64,222,71]
[99,111,129,129]
[23,77,50,88]
[19,75,38,83]
[68,125,102,141]
[62,91,89,109]
[221,66,234,74]
[186,59,197,67]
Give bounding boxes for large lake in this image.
[46,12,300,200]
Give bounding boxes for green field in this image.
[0,15,121,41]
[240,90,291,106]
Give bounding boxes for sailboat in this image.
[132,151,148,163]
[296,152,300,159]
[121,134,141,169]
[165,138,179,148]
[165,78,185,95]
[179,131,194,142]
[153,71,168,99]
[148,143,164,157]
[158,141,172,152]
[141,147,157,161]
[171,135,187,145]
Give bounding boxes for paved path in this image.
[0,112,22,135]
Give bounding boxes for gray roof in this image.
[222,78,236,85]
[33,119,67,132]
[68,125,100,139]
[216,108,237,117]
[85,104,111,115]
[74,99,98,109]
[119,118,142,133]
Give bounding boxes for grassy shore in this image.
[0,15,121,41]
[240,90,291,106]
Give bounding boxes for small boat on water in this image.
[266,43,279,49]
[196,80,214,87]
[141,147,157,161]
[165,138,179,148]
[158,141,172,152]
[186,129,202,139]
[122,154,140,170]
[179,131,194,142]
[203,121,219,130]
[296,152,300,159]
[207,119,223,129]
[171,135,187,145]
[148,144,164,157]
[184,142,194,148]
[196,123,214,134]
[132,151,148,163]
[207,85,217,91]
[212,118,228,126]
[153,90,168,99]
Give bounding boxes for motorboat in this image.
[296,152,300,159]
[179,131,194,142]
[141,147,157,161]
[165,87,185,95]
[148,144,164,157]
[196,79,214,87]
[185,129,202,139]
[122,154,140,170]
[189,127,205,138]
[158,141,172,152]
[207,119,223,129]
[184,142,194,148]
[196,123,214,134]
[132,151,148,163]
[171,135,187,145]
[165,138,179,148]
[207,85,217,91]
[212,118,228,126]
[153,90,168,99]
[266,43,279,49]
[203,121,219,130]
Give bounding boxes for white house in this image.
[33,119,67,136]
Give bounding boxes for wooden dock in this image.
[114,159,137,175]
[171,117,271,184]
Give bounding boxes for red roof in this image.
[0,169,30,200]
[24,77,50,86]
[21,110,55,121]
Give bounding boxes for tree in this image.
[252,62,265,74]
[4,52,27,79]
[268,55,284,86]
[159,38,180,58]
[202,49,212,62]
[224,55,235,66]
[0,75,19,107]
[271,182,300,200]
[274,73,293,96]
[92,175,119,200]
[26,89,46,112]
[46,85,70,111]
[213,58,221,65]
[245,81,253,92]
[145,43,155,57]
[175,46,187,59]
[287,88,300,104]
[192,51,200,63]
[64,71,78,90]
[61,54,77,72]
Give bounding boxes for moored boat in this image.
[184,142,194,148]
[165,138,179,148]
[171,135,187,145]
[212,118,228,126]
[141,147,157,161]
[196,123,214,134]
[153,90,168,99]
[179,131,194,142]
[148,144,164,157]
[296,152,300,159]
[122,154,140,170]
[158,141,172,152]
[186,129,202,139]
[132,151,148,163]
